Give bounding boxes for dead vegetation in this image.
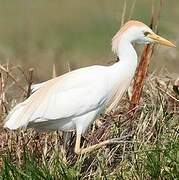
[0,63,178,179]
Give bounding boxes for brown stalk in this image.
[0,73,4,119]
[26,68,34,98]
[129,44,154,111]
[0,64,27,94]
[0,72,8,118]
[129,0,163,112]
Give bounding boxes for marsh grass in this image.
[0,67,178,179]
[0,1,179,179]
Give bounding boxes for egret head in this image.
[112,20,176,53]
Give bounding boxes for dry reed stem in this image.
[157,86,179,103]
[0,73,4,119]
[129,0,164,112]
[0,64,27,94]
[52,63,57,78]
[120,0,127,27]
[26,68,34,98]
[129,1,155,112]
[0,72,8,123]
[128,0,136,20]
[129,44,154,111]
[66,60,71,72]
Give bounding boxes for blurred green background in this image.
[0,0,178,82]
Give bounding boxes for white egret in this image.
[4,20,175,154]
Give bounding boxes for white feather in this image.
[31,82,46,93]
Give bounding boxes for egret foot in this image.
[74,133,132,155]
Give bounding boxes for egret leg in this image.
[74,133,131,155]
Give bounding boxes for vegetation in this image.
[0,67,178,179]
[0,0,179,179]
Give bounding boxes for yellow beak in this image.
[147,33,176,47]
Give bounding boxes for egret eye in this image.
[144,31,150,36]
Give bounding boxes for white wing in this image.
[31,82,46,93]
[4,65,110,129]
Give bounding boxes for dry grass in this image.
[0,65,178,179]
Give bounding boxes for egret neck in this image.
[110,38,138,87]
[107,38,138,110]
